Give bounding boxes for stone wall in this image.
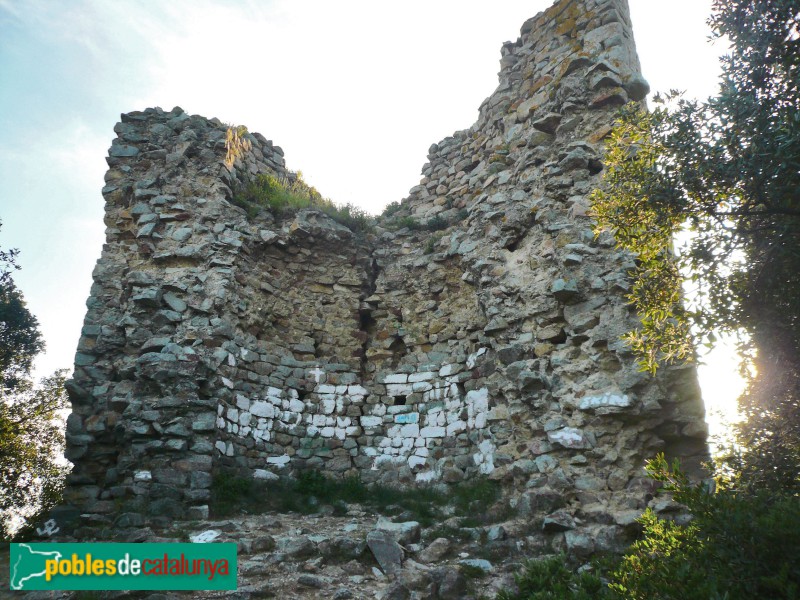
[63,0,708,552]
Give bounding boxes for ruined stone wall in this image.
[64,0,708,552]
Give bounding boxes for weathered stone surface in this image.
[367,530,404,576]
[417,537,451,563]
[375,519,421,545]
[62,0,708,564]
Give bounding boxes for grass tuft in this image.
[210,470,506,527]
[231,173,372,234]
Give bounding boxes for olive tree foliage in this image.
[590,0,800,490]
[0,371,69,540]
[0,220,69,540]
[591,0,800,371]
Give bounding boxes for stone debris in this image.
[367,530,405,576]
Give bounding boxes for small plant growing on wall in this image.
[231,171,373,233]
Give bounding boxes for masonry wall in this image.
[64,0,708,553]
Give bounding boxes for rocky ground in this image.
[3,501,568,600]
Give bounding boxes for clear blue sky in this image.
[0,0,732,425]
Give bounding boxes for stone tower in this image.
[63,0,707,553]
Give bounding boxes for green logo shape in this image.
[9,543,237,591]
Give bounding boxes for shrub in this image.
[382,201,403,217]
[424,214,449,232]
[496,555,611,600]
[609,454,800,600]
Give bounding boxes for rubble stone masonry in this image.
[63,0,707,552]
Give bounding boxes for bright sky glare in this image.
[0,0,743,435]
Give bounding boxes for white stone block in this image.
[320,427,335,438]
[289,398,305,413]
[420,426,446,438]
[415,470,438,482]
[400,424,420,437]
[317,384,337,395]
[251,401,275,418]
[383,373,408,384]
[447,421,466,435]
[578,393,631,411]
[134,470,152,482]
[266,454,291,467]
[321,398,336,415]
[227,407,238,422]
[547,427,591,449]
[439,363,457,377]
[254,469,279,481]
[409,371,435,383]
[236,394,251,410]
[408,455,427,469]
[361,415,383,427]
[465,388,489,412]
[387,383,413,397]
[348,384,368,396]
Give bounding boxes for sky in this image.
[0,0,743,441]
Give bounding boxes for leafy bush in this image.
[424,233,445,255]
[382,201,403,217]
[386,216,422,231]
[425,214,449,232]
[609,454,800,600]
[232,173,372,234]
[497,555,611,600]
